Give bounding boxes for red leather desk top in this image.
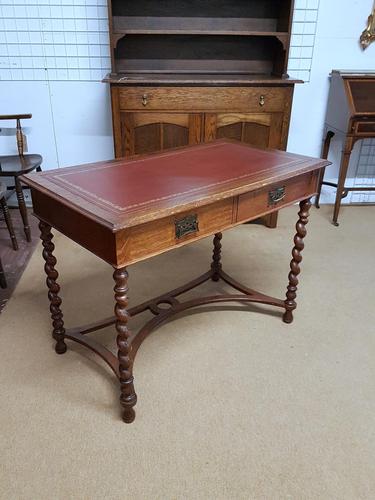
[21,140,328,231]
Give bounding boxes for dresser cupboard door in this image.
[121,112,202,157]
[204,113,284,149]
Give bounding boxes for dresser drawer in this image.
[117,86,290,112]
[117,198,234,266]
[354,121,375,136]
[236,172,318,223]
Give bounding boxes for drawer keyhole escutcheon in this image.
[259,95,265,106]
[175,214,199,239]
[268,186,286,205]
[142,94,148,106]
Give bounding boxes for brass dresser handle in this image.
[259,95,265,107]
[142,94,148,106]
[175,214,199,239]
[268,186,285,205]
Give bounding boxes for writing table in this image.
[21,140,329,423]
[315,71,375,225]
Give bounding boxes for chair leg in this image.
[332,151,351,227]
[0,196,18,251]
[15,176,31,242]
[0,257,7,289]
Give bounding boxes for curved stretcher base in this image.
[64,268,286,379]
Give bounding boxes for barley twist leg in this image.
[39,220,67,354]
[114,268,137,423]
[283,199,311,324]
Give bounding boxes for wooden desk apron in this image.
[21,140,329,424]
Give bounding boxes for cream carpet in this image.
[1,205,374,500]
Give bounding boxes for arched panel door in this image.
[121,112,202,157]
[204,113,284,149]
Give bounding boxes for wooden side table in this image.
[315,70,375,226]
[22,140,329,423]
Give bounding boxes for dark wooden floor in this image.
[0,208,39,313]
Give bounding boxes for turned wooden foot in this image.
[283,199,311,324]
[211,232,222,281]
[39,220,67,354]
[122,407,136,424]
[114,268,137,423]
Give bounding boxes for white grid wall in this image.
[352,139,375,203]
[0,0,111,81]
[289,0,320,82]
[0,0,319,82]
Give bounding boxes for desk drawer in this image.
[354,121,375,135]
[117,86,290,112]
[236,172,318,223]
[117,198,234,266]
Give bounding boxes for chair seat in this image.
[0,154,42,176]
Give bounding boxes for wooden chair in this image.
[0,114,42,242]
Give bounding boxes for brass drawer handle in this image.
[175,214,199,239]
[268,186,285,205]
[142,94,148,106]
[259,95,265,107]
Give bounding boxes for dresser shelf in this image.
[114,34,288,76]
[104,73,302,86]
[112,16,289,39]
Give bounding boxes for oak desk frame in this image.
[21,140,329,423]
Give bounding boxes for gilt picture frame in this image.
[360,2,375,49]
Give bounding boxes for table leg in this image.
[15,176,31,242]
[0,196,18,250]
[39,221,67,354]
[332,137,353,226]
[315,130,335,209]
[283,199,311,324]
[114,267,137,423]
[211,232,222,281]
